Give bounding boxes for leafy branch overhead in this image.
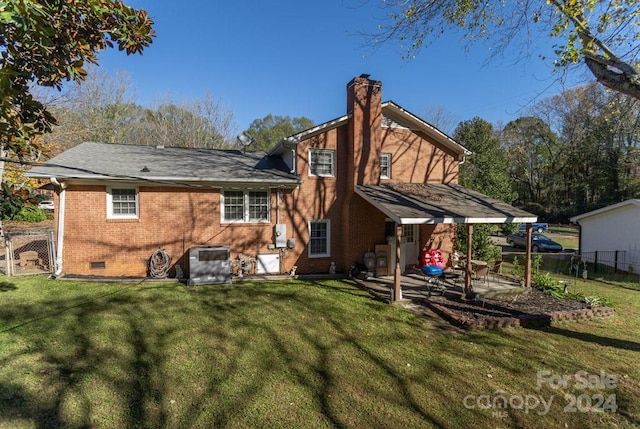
[374,0,640,99]
[0,0,155,155]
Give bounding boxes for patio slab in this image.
[355,270,524,303]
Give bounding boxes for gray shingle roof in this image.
[26,142,301,186]
[355,183,537,224]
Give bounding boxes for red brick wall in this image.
[61,184,292,276]
[380,128,460,184]
[284,77,461,274]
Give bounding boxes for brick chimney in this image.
[346,74,383,187]
[341,75,384,272]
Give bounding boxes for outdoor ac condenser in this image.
[187,245,231,286]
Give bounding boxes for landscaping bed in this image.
[420,287,614,329]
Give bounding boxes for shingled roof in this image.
[27,142,301,187]
[355,183,537,224]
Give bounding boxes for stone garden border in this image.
[423,300,615,330]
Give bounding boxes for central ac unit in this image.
[187,245,231,285]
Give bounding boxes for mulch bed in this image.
[417,288,614,329]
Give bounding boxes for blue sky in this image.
[97,1,587,135]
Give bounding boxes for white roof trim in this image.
[269,101,472,158]
[398,217,539,225]
[570,199,640,222]
[381,102,471,156]
[268,115,350,155]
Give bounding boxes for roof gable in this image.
[268,101,470,158]
[381,101,470,157]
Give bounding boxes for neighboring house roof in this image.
[268,101,471,159]
[570,199,640,223]
[355,183,537,224]
[26,142,302,187]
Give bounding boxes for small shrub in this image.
[583,295,611,308]
[498,223,518,236]
[511,256,524,280]
[13,206,48,222]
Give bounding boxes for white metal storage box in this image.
[187,245,231,285]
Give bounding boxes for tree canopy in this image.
[243,115,314,152]
[374,0,640,99]
[0,0,154,157]
[44,69,236,150]
[0,0,153,218]
[454,117,515,203]
[453,117,515,259]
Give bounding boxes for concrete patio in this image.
[355,269,524,303]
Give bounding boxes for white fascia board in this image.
[49,177,300,189]
[382,102,471,157]
[269,115,350,156]
[570,199,640,223]
[399,217,539,225]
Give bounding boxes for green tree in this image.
[454,117,515,202]
[536,83,640,217]
[0,0,154,162]
[373,0,640,99]
[501,116,560,215]
[244,115,314,152]
[453,117,514,259]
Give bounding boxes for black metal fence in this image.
[578,250,640,275]
[503,250,640,287]
[566,251,640,286]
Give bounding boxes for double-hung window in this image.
[309,149,335,177]
[309,220,330,257]
[380,153,391,179]
[222,190,270,222]
[107,187,139,219]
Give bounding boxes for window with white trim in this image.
[222,190,270,222]
[309,149,335,177]
[380,153,391,179]
[107,187,139,219]
[309,220,330,257]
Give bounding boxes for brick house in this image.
[27,75,536,294]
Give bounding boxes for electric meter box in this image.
[275,224,287,248]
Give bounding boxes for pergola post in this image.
[393,223,403,302]
[524,223,532,287]
[465,223,473,297]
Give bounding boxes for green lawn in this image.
[0,275,638,428]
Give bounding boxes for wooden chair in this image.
[473,265,489,284]
[491,260,503,280]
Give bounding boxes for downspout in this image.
[276,188,280,224]
[51,177,66,277]
[290,148,296,174]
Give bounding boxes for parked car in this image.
[519,222,549,233]
[507,232,563,252]
[38,200,54,211]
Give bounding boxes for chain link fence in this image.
[1,230,56,276]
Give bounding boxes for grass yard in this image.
[0,275,638,428]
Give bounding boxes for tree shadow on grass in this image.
[0,281,17,292]
[537,325,640,352]
[1,278,636,428]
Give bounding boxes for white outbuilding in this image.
[570,199,640,273]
